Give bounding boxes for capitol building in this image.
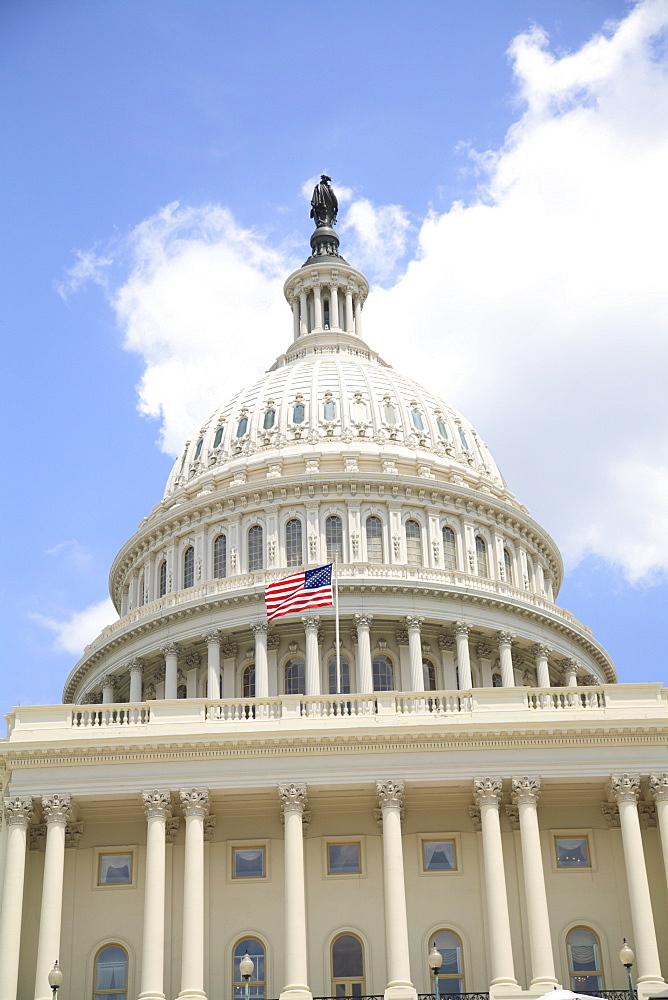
[0,181,667,1000]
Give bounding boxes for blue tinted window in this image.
[263,409,275,430]
[411,410,424,431]
[237,417,248,438]
[458,427,469,450]
[323,399,336,420]
[213,425,224,448]
[293,404,305,424]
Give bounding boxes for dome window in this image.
[285,657,305,695]
[323,399,336,421]
[437,418,449,440]
[326,515,344,563]
[248,525,263,571]
[373,654,394,692]
[405,519,422,566]
[213,534,227,579]
[183,546,195,589]
[351,395,367,423]
[263,409,275,430]
[458,427,469,451]
[366,515,383,564]
[293,403,305,424]
[213,425,224,448]
[158,560,167,597]
[285,519,303,567]
[504,548,514,586]
[383,401,397,425]
[193,438,203,461]
[411,409,424,432]
[475,536,489,578]
[442,526,457,570]
[236,417,248,438]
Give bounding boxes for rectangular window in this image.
[422,839,457,872]
[555,835,591,868]
[98,852,133,886]
[233,846,265,879]
[328,842,362,875]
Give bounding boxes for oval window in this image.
[293,404,305,424]
[263,409,275,430]
[383,402,397,425]
[437,418,449,439]
[323,399,336,420]
[213,425,224,448]
[236,417,248,438]
[411,409,424,431]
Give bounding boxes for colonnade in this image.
[289,278,363,340]
[96,617,588,705]
[1,773,667,1000]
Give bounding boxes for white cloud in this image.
[33,598,118,656]
[340,199,411,281]
[56,248,113,299]
[44,539,92,568]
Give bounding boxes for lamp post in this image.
[240,950,254,1000]
[428,943,443,1000]
[619,940,635,1000]
[48,961,63,998]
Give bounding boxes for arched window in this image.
[263,409,275,430]
[177,684,187,699]
[243,663,256,699]
[236,416,248,438]
[326,515,343,563]
[193,437,203,461]
[328,655,350,695]
[405,519,422,566]
[442,526,456,570]
[183,546,195,589]
[475,536,488,578]
[331,933,365,997]
[366,515,383,564]
[411,409,424,431]
[383,400,397,424]
[286,519,303,567]
[503,548,513,585]
[323,398,337,420]
[213,424,224,448]
[213,534,227,579]
[431,930,465,994]
[566,927,603,992]
[158,560,167,598]
[373,654,394,692]
[437,417,449,440]
[292,403,305,424]
[93,944,128,999]
[233,937,266,1000]
[458,426,469,451]
[423,658,437,691]
[285,657,305,696]
[248,525,263,571]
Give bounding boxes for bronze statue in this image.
[310,174,338,228]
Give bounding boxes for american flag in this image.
[265,564,333,621]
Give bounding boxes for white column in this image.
[649,773,668,893]
[354,614,373,693]
[610,774,665,991]
[101,672,116,704]
[251,624,269,698]
[511,777,558,990]
[292,298,300,340]
[313,284,323,331]
[345,288,354,333]
[299,290,308,335]
[139,791,171,1000]
[376,781,417,1000]
[203,631,221,701]
[354,295,363,337]
[34,795,73,1000]
[405,616,425,692]
[162,641,179,700]
[0,796,34,1000]
[472,778,519,992]
[302,616,321,696]
[129,658,145,703]
[533,644,550,688]
[278,784,312,1000]
[498,632,515,688]
[178,788,209,1000]
[562,658,579,687]
[330,284,339,329]
[454,622,473,690]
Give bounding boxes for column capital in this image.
[128,657,145,675]
[472,777,503,807]
[511,776,541,805]
[179,787,210,818]
[203,629,222,644]
[252,622,269,637]
[376,780,405,810]
[609,773,641,804]
[41,794,73,826]
[101,672,117,690]
[301,615,320,632]
[142,790,173,820]
[532,643,550,658]
[278,782,308,814]
[497,631,514,645]
[353,613,373,629]
[649,772,668,802]
[405,615,424,631]
[454,621,471,637]
[3,796,33,827]
[161,641,179,658]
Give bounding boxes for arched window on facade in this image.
[248,525,263,571]
[442,526,457,570]
[233,937,266,1000]
[243,663,256,699]
[326,515,344,563]
[566,927,603,992]
[366,515,383,564]
[423,658,437,691]
[331,933,365,997]
[158,560,167,598]
[405,519,422,566]
[373,654,394,692]
[503,548,513,586]
[93,944,128,1000]
[138,574,145,606]
[183,546,195,589]
[430,930,465,994]
[285,657,305,696]
[475,536,488,578]
[328,655,350,695]
[213,534,227,579]
[177,684,187,699]
[285,519,303,567]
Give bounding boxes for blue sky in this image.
[2,0,667,711]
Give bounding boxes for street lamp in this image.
[428,943,443,1000]
[240,950,254,1000]
[48,961,63,998]
[619,939,635,1000]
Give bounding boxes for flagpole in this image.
[334,553,341,696]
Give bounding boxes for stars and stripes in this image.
[265,564,333,621]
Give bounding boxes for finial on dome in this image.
[307,174,344,262]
